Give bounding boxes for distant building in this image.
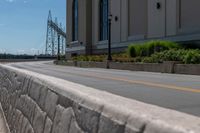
[66,0,200,57]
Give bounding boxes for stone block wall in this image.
[0,65,129,133]
[0,67,91,133]
[0,65,200,133]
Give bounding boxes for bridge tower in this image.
[45,11,54,55]
[45,10,66,56]
[60,23,65,55]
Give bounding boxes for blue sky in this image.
[0,0,66,55]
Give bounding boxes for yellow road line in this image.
[66,71,200,93]
[109,77,200,93]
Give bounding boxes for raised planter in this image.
[162,61,183,73]
[109,62,163,72]
[174,64,200,75]
[55,60,200,75]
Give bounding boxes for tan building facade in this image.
[66,0,200,56]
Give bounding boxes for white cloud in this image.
[5,0,30,4]
[6,0,15,3]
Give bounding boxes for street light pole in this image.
[57,34,61,60]
[107,14,112,61]
[107,0,112,68]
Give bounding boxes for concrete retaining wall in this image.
[109,62,164,72]
[55,61,200,75]
[0,64,200,133]
[174,64,200,75]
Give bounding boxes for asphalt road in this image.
[7,61,200,117]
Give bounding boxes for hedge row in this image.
[71,40,200,64]
[73,55,106,62]
[142,49,200,64]
[127,40,180,57]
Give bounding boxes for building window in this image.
[99,0,108,41]
[72,0,78,41]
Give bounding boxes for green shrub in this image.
[134,57,143,62]
[73,55,88,61]
[127,40,180,57]
[112,53,134,62]
[127,45,137,57]
[112,53,129,58]
[127,44,147,57]
[72,55,106,62]
[142,57,156,63]
[183,50,200,64]
[137,44,149,57]
[146,40,179,55]
[142,49,200,64]
[72,48,200,64]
